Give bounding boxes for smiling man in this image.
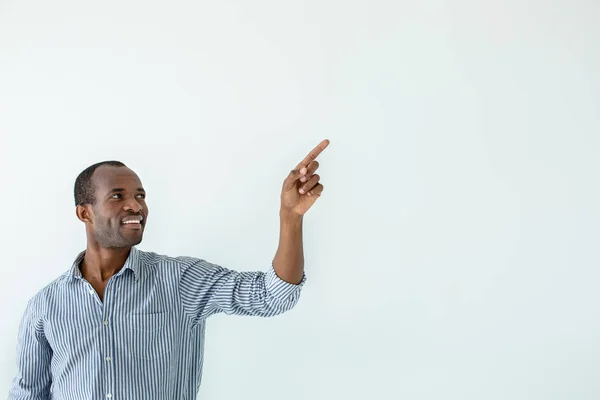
[8,139,330,400]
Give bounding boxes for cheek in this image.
[95,217,117,230]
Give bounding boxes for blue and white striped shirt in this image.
[8,246,305,399]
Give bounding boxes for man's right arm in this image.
[7,297,52,400]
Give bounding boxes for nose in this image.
[124,198,144,213]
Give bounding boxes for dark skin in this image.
[75,165,148,301]
[75,139,329,302]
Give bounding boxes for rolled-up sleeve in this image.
[177,258,306,323]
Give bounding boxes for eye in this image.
[111,194,122,199]
[137,194,146,199]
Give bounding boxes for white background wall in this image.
[1,0,599,399]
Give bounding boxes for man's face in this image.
[87,166,148,248]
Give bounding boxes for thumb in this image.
[283,167,307,191]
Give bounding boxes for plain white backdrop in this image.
[1,0,599,399]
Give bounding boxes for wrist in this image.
[279,209,303,224]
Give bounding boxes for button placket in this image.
[102,277,117,400]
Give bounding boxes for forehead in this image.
[92,166,143,192]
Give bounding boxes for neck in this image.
[81,243,132,283]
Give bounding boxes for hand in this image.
[281,139,330,217]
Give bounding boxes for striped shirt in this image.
[8,246,305,399]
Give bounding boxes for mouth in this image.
[121,216,144,228]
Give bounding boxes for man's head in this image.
[74,161,148,248]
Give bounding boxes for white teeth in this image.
[123,220,141,224]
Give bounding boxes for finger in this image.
[307,183,324,197]
[283,169,305,191]
[299,174,320,195]
[295,139,330,170]
[299,160,319,183]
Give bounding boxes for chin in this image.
[102,235,144,249]
[127,236,144,247]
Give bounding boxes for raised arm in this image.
[274,139,329,283]
[178,258,305,322]
[178,139,330,323]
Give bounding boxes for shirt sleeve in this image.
[7,296,52,400]
[177,257,306,323]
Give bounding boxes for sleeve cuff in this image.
[265,264,306,301]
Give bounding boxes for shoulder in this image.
[136,248,216,276]
[21,271,71,320]
[137,248,204,267]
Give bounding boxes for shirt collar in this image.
[70,246,141,282]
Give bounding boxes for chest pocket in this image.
[126,312,173,360]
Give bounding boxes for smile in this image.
[121,216,144,225]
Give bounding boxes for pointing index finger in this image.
[296,139,330,170]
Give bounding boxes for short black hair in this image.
[74,161,127,206]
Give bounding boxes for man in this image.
[8,139,329,400]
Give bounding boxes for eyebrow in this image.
[109,188,146,193]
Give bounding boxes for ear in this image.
[76,204,93,223]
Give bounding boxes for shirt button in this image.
[103,320,109,326]
[105,356,112,362]
[106,394,112,399]
[89,289,94,294]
